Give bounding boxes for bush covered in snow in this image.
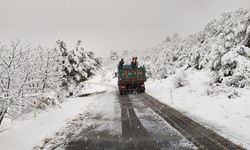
[206,84,241,99]
[173,71,189,88]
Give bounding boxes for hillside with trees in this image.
[0,40,101,124]
[114,8,250,89]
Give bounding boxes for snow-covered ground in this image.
[34,85,121,150]
[97,67,250,148]
[75,82,106,96]
[0,82,107,150]
[146,68,250,149]
[1,66,250,149]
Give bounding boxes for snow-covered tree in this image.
[55,40,101,96]
[111,8,250,89]
[110,50,119,61]
[0,39,101,124]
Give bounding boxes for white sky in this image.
[0,0,250,57]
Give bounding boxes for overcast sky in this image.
[0,0,250,57]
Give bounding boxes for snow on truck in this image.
[118,64,146,95]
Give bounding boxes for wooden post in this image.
[170,88,173,104]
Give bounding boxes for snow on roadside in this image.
[146,69,250,149]
[85,70,117,87]
[0,84,107,150]
[75,82,106,96]
[34,86,121,150]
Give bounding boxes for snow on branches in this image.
[113,8,250,89]
[55,40,101,96]
[0,41,61,123]
[0,40,101,124]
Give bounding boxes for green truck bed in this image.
[118,65,146,82]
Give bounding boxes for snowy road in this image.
[38,86,245,150]
[64,87,195,150]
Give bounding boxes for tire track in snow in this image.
[140,93,245,150]
[118,94,159,150]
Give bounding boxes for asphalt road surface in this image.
[65,89,244,150]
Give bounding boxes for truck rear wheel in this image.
[119,91,126,95]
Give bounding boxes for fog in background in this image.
[0,0,250,57]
